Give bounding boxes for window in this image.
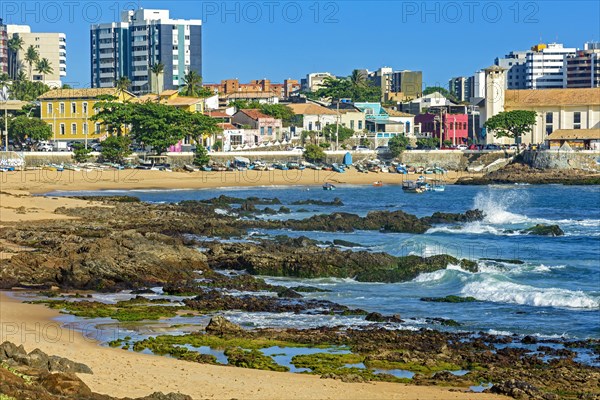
[350,120,355,130]
[71,102,77,114]
[60,123,65,135]
[268,126,273,135]
[405,121,410,133]
[546,112,553,124]
[82,102,88,115]
[59,103,65,114]
[260,127,265,135]
[574,112,581,129]
[95,123,101,134]
[71,123,77,135]
[47,103,53,115]
[358,120,363,130]
[83,123,88,135]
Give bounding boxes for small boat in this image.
[323,182,336,191]
[402,180,426,193]
[373,181,383,187]
[184,164,199,172]
[201,165,212,172]
[274,163,289,170]
[332,163,345,173]
[427,179,446,192]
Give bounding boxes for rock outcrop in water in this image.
[521,224,564,237]
[204,239,477,282]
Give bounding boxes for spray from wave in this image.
[460,278,600,309]
[473,190,531,225]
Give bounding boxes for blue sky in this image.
[2,0,599,88]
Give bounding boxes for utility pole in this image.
[439,108,444,149]
[1,86,8,151]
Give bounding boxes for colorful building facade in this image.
[38,88,134,141]
[414,113,469,145]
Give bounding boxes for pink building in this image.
[232,109,283,143]
[414,113,469,145]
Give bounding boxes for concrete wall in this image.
[520,150,600,170]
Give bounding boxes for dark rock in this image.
[24,348,50,369]
[39,372,93,397]
[205,316,243,335]
[0,341,27,360]
[521,224,564,236]
[332,239,364,248]
[291,198,344,206]
[521,335,538,345]
[489,379,542,399]
[365,312,402,323]
[277,288,303,298]
[420,296,478,303]
[48,356,93,374]
[131,288,156,294]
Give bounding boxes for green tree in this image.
[8,116,52,144]
[388,134,410,157]
[350,69,367,88]
[180,71,212,98]
[91,99,132,136]
[193,144,210,166]
[115,76,131,94]
[35,58,53,85]
[8,80,50,101]
[24,45,39,80]
[322,124,355,142]
[417,137,439,149]
[128,101,187,154]
[7,36,24,79]
[315,76,381,102]
[100,135,132,163]
[72,142,92,163]
[182,111,222,145]
[484,110,537,142]
[303,144,326,163]
[258,104,295,124]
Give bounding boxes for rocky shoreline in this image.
[1,195,599,399]
[457,162,600,185]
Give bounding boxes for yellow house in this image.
[132,90,205,114]
[38,88,135,141]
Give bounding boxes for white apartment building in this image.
[526,43,577,89]
[91,8,202,95]
[7,25,66,87]
[302,72,334,92]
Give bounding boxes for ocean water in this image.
[47,184,600,339]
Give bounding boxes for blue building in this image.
[90,9,202,95]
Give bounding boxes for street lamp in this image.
[453,116,456,146]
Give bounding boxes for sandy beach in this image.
[0,168,513,400]
[0,292,509,400]
[0,168,475,194]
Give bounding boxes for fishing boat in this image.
[201,165,212,172]
[332,163,345,173]
[323,182,336,191]
[428,179,446,192]
[402,180,426,193]
[184,164,198,172]
[373,181,383,187]
[274,162,289,170]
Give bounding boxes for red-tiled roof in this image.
[205,111,230,118]
[220,123,238,130]
[238,109,272,120]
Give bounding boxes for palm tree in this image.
[15,70,27,82]
[350,69,367,88]
[35,58,53,85]
[7,36,24,79]
[115,76,131,94]
[24,45,39,81]
[180,70,203,97]
[150,63,164,94]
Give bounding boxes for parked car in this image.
[36,141,54,152]
[508,144,519,150]
[291,146,305,153]
[91,143,102,152]
[484,144,502,150]
[375,146,389,153]
[352,145,370,152]
[468,144,482,150]
[456,144,468,150]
